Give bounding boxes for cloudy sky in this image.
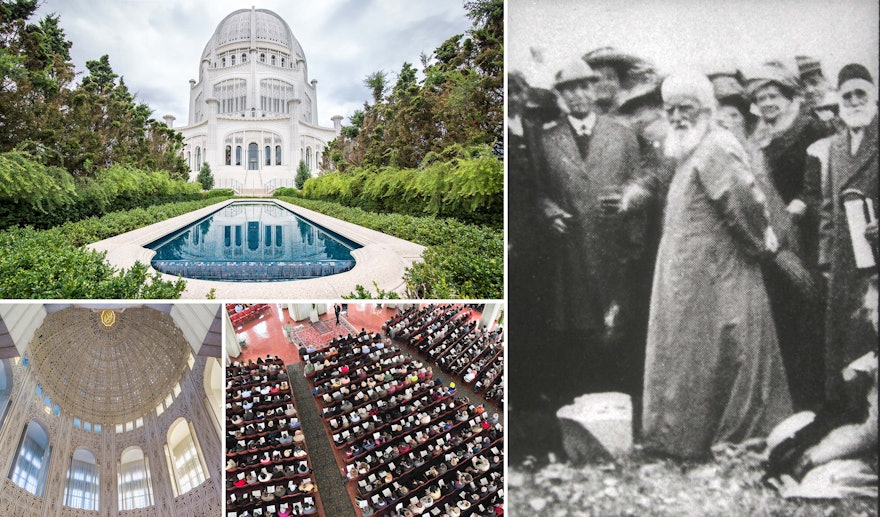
[34,0,471,127]
[509,0,879,89]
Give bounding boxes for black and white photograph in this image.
[507,0,878,514]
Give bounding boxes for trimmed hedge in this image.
[298,145,502,227]
[275,196,502,299]
[0,196,232,298]
[0,152,215,229]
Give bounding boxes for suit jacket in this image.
[534,113,641,332]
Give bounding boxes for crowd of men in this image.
[509,47,878,487]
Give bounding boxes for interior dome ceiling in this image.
[29,307,190,425]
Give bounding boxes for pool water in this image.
[147,201,361,281]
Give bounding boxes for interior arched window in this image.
[225,145,232,166]
[166,418,207,496]
[195,147,202,171]
[8,420,51,496]
[275,145,281,165]
[306,146,312,169]
[271,55,276,66]
[0,359,11,431]
[235,146,242,166]
[118,447,153,510]
[64,448,99,510]
[265,145,271,166]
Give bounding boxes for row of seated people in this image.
[386,308,505,408]
[387,304,450,341]
[350,407,504,517]
[400,306,465,346]
[408,310,471,353]
[382,306,418,334]
[226,355,322,517]
[228,303,271,326]
[302,334,503,517]
[299,329,386,368]
[472,356,503,406]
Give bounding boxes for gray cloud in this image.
[34,0,470,127]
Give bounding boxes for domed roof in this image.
[202,8,305,61]
[28,307,191,425]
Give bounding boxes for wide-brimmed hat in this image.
[712,75,752,117]
[746,63,800,99]
[583,46,645,76]
[617,81,662,114]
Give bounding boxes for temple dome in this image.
[202,8,305,61]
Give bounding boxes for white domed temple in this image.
[172,8,342,193]
[0,304,224,516]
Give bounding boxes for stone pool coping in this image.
[87,198,425,299]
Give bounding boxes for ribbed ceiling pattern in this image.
[29,307,190,425]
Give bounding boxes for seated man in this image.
[766,274,878,499]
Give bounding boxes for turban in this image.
[661,70,716,110]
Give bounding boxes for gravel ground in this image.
[508,444,877,517]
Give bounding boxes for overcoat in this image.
[819,114,879,401]
[533,114,641,335]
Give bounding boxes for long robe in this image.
[642,127,792,459]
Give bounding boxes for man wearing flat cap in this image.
[641,70,792,459]
[819,63,879,405]
[797,55,833,112]
[530,57,641,405]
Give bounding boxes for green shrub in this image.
[276,196,502,298]
[296,144,501,227]
[0,196,232,298]
[0,226,185,299]
[205,188,234,198]
[295,160,311,189]
[197,162,214,190]
[273,187,299,198]
[0,151,209,229]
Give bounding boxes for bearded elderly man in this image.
[818,63,879,405]
[641,71,792,459]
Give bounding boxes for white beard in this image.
[839,102,877,129]
[664,117,710,160]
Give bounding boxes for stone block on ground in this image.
[556,392,632,462]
